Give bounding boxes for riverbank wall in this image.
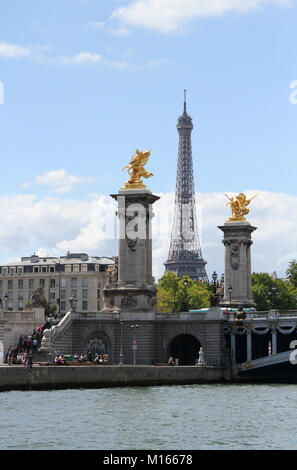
[0,365,232,392]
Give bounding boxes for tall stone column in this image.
[218,222,257,308]
[102,189,160,313]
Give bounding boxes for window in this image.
[18,291,23,300]
[82,289,88,299]
[18,279,23,289]
[42,267,47,273]
[71,278,77,288]
[50,266,55,273]
[60,301,66,311]
[97,289,101,299]
[39,279,45,288]
[95,264,99,272]
[29,279,34,289]
[82,300,88,311]
[97,300,101,311]
[81,264,88,272]
[7,301,13,310]
[60,278,67,288]
[50,279,55,288]
[82,278,88,287]
[0,280,2,289]
[7,291,13,300]
[73,264,80,272]
[18,302,24,311]
[60,289,66,300]
[34,267,39,273]
[71,289,77,298]
[2,267,8,275]
[50,291,55,300]
[9,267,16,275]
[8,280,13,290]
[17,267,23,275]
[97,279,101,288]
[65,265,71,273]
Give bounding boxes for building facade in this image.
[0,253,114,315]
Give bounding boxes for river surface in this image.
[0,384,296,450]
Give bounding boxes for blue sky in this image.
[0,0,297,279]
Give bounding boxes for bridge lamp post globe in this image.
[183,277,189,312]
[269,286,279,310]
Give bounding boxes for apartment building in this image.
[0,253,114,315]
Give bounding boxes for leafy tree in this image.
[157,272,210,313]
[286,259,297,288]
[251,272,297,311]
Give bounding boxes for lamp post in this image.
[50,258,61,317]
[131,324,138,366]
[119,320,124,365]
[182,277,189,312]
[228,284,233,307]
[269,286,279,310]
[210,271,219,306]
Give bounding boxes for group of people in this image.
[18,324,44,351]
[52,351,109,365]
[6,347,33,370]
[5,324,45,367]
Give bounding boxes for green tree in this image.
[252,272,297,311]
[157,272,210,313]
[286,259,297,288]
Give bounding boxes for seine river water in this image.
[1,384,297,450]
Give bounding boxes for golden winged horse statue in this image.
[121,149,153,190]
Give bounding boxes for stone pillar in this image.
[271,325,277,355]
[246,324,252,361]
[230,327,236,364]
[218,221,257,308]
[102,189,160,313]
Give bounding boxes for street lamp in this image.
[131,324,139,366]
[269,286,279,310]
[182,277,189,312]
[210,271,219,306]
[228,284,233,306]
[49,258,61,317]
[119,320,124,365]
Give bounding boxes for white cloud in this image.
[111,0,293,33]
[23,169,96,194]
[0,42,30,58]
[59,51,102,65]
[1,190,297,281]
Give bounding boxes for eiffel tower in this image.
[164,91,208,282]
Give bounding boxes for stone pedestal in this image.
[218,221,257,308]
[102,189,160,313]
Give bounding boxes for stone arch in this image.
[85,330,111,360]
[168,334,201,365]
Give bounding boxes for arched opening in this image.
[86,332,110,361]
[169,334,201,365]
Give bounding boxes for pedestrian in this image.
[27,351,33,372]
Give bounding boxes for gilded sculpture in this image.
[225,193,257,222]
[121,149,153,190]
